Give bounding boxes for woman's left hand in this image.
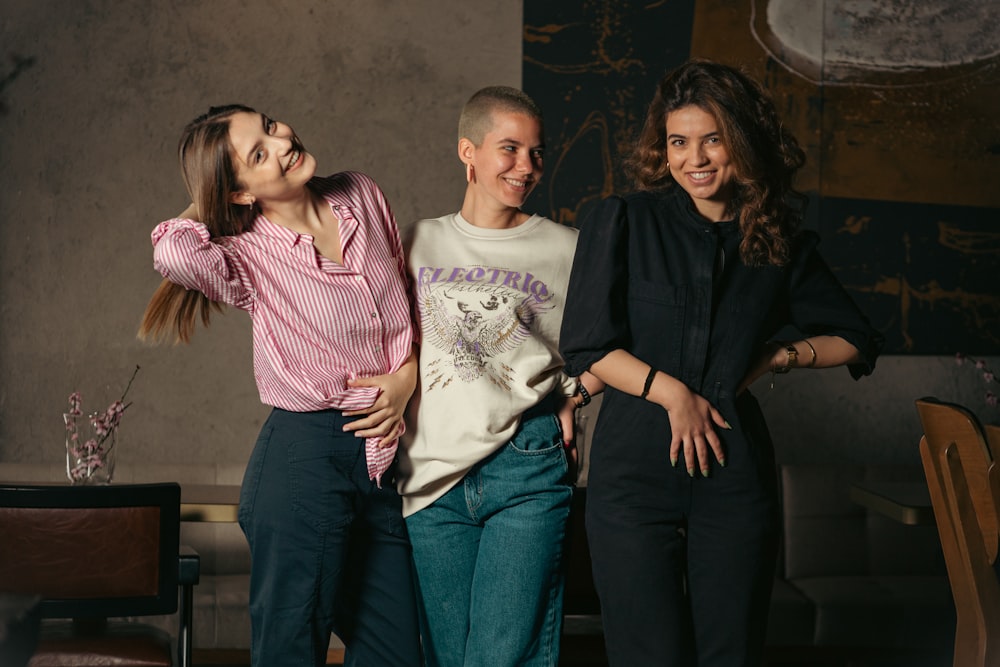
[655,380,729,476]
[343,349,418,442]
[737,343,781,394]
[556,394,580,481]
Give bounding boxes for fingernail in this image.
[687,467,695,477]
[719,458,727,468]
[670,457,678,467]
[724,420,733,430]
[701,469,710,477]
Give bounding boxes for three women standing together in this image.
[141,59,881,666]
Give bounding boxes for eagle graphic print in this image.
[415,264,555,392]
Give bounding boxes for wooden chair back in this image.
[917,397,1000,667]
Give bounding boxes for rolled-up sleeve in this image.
[559,196,632,377]
[785,232,884,378]
[151,219,254,311]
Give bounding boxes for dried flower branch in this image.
[64,365,141,483]
[955,353,997,408]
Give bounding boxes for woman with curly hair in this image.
[559,59,883,665]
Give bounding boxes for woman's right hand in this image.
[647,372,729,477]
[589,351,729,476]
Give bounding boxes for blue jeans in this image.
[238,408,420,667]
[405,407,573,667]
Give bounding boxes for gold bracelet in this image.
[802,339,817,368]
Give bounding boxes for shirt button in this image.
[371,312,378,319]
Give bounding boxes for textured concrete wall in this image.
[0,1,995,476]
[0,0,522,469]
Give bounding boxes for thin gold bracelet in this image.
[802,339,817,368]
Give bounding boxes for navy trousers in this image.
[238,408,420,667]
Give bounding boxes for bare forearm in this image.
[588,350,685,409]
[739,335,862,393]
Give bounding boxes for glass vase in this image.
[64,412,117,485]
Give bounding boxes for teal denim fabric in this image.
[406,407,572,667]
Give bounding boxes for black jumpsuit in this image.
[559,187,883,666]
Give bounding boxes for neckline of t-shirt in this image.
[451,211,544,238]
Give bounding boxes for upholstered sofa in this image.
[767,463,953,662]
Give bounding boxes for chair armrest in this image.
[178,546,200,585]
[177,547,200,667]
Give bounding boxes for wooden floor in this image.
[194,641,607,666]
[194,642,607,666]
[194,642,948,667]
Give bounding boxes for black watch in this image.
[576,381,592,407]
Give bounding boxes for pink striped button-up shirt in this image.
[151,171,415,484]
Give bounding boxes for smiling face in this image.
[665,105,737,221]
[461,110,543,212]
[226,111,316,205]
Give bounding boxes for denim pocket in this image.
[508,413,563,455]
[287,436,356,533]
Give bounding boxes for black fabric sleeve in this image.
[559,196,632,377]
[785,231,884,379]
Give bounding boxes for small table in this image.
[180,484,241,523]
[0,480,242,523]
[850,481,935,526]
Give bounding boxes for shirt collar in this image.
[248,181,356,250]
[670,187,740,235]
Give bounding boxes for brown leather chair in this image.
[917,397,1000,667]
[0,483,198,667]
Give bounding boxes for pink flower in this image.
[955,354,997,413]
[64,366,140,482]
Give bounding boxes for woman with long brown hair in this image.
[140,104,420,666]
[559,60,883,665]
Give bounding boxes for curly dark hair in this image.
[624,59,806,267]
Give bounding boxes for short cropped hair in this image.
[458,86,543,146]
